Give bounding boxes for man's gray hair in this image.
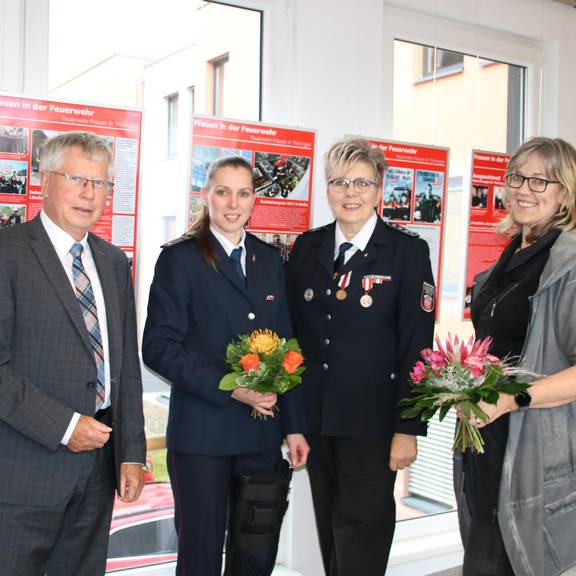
[39,132,114,179]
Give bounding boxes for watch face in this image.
[515,391,532,409]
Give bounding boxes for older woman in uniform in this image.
[287,138,435,576]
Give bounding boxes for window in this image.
[392,39,526,522]
[166,93,178,157]
[421,46,464,79]
[108,516,177,558]
[210,55,229,117]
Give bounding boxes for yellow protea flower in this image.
[249,329,281,355]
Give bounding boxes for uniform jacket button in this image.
[323,363,329,370]
[326,289,332,296]
[248,312,256,320]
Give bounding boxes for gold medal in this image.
[336,289,347,301]
[360,294,373,308]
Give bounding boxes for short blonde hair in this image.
[324,138,388,187]
[498,137,576,239]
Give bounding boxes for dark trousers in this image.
[463,517,515,576]
[168,448,282,576]
[306,434,397,576]
[0,443,115,576]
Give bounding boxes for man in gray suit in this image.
[0,132,146,575]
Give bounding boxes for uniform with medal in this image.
[286,138,435,576]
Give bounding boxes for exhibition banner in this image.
[463,150,510,319]
[189,116,315,264]
[368,137,449,317]
[0,94,142,272]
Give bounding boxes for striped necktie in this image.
[70,242,105,411]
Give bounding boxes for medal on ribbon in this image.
[360,276,374,308]
[336,271,352,300]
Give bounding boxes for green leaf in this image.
[439,404,451,422]
[218,373,239,391]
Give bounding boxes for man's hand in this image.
[119,463,145,503]
[389,433,417,471]
[67,415,112,452]
[231,388,277,417]
[285,433,309,469]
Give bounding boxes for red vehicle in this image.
[106,482,177,573]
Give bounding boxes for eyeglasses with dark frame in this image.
[49,171,114,195]
[505,173,560,193]
[328,177,378,194]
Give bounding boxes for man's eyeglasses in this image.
[505,173,560,193]
[49,171,114,195]
[328,177,377,194]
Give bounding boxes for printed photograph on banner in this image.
[30,129,61,185]
[253,232,298,266]
[471,185,488,209]
[493,185,505,211]
[0,159,27,195]
[253,152,310,200]
[414,170,443,224]
[188,193,203,225]
[0,126,29,155]
[191,145,252,191]
[382,167,413,222]
[0,204,26,228]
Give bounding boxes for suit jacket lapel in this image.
[27,217,93,357]
[314,223,337,277]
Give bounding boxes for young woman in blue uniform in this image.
[143,156,308,576]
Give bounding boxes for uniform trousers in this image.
[168,448,282,576]
[0,438,115,576]
[306,435,397,576]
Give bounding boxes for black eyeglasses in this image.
[505,173,560,193]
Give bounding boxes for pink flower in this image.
[421,348,434,362]
[463,356,485,377]
[410,361,428,384]
[429,351,447,371]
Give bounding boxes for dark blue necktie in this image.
[230,246,245,285]
[334,242,353,274]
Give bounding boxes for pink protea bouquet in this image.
[399,334,531,453]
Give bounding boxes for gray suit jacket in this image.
[0,216,145,506]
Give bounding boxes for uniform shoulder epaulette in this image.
[384,221,420,238]
[302,223,332,236]
[161,234,195,249]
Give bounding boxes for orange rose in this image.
[282,350,304,374]
[239,353,260,372]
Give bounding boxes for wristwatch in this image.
[514,390,532,410]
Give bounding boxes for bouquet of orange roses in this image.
[218,329,305,419]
